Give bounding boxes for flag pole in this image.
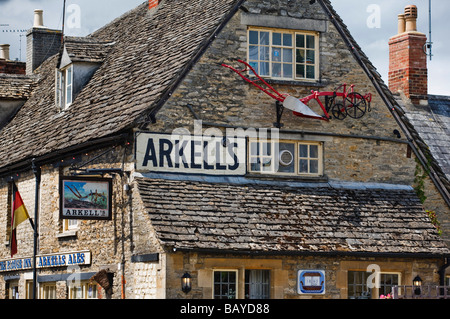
[31,159,40,300]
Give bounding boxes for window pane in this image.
[310,145,319,158]
[250,158,261,172]
[283,64,292,78]
[67,67,72,85]
[262,157,272,171]
[249,30,259,44]
[296,34,305,48]
[249,62,258,76]
[296,49,305,63]
[283,33,292,46]
[306,50,315,64]
[260,31,269,45]
[283,48,292,63]
[310,160,319,174]
[262,142,271,156]
[272,63,281,78]
[299,159,308,173]
[296,64,305,78]
[273,32,282,46]
[250,142,259,155]
[260,62,269,76]
[306,35,315,49]
[260,46,269,61]
[306,65,315,79]
[66,85,72,105]
[249,46,258,60]
[272,48,281,62]
[299,144,308,158]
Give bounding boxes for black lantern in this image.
[181,272,192,294]
[413,275,422,295]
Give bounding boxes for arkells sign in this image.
[298,270,326,294]
[0,251,91,273]
[135,132,246,176]
[60,176,112,220]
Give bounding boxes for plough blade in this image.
[283,96,323,120]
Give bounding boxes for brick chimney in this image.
[26,9,62,74]
[0,44,26,75]
[388,5,428,105]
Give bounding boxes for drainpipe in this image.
[31,159,41,300]
[438,258,450,296]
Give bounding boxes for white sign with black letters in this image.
[135,132,246,176]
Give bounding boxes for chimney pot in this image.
[33,9,44,28]
[404,5,418,32]
[0,44,10,60]
[398,14,406,34]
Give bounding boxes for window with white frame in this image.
[248,28,319,81]
[55,64,73,110]
[248,139,323,176]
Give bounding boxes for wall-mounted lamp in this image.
[181,272,192,294]
[413,275,422,295]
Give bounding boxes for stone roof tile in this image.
[136,178,450,256]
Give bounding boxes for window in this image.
[348,271,400,299]
[379,273,399,298]
[213,270,237,299]
[245,270,270,299]
[69,280,98,299]
[41,283,57,299]
[249,139,323,176]
[248,28,319,81]
[6,280,19,299]
[64,219,79,232]
[56,64,73,109]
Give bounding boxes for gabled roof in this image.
[0,0,244,173]
[136,177,449,256]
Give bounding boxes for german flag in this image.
[10,182,31,257]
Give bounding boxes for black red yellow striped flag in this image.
[10,182,31,257]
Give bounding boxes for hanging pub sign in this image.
[135,132,247,176]
[60,176,112,220]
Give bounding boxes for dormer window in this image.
[54,36,114,111]
[56,64,73,109]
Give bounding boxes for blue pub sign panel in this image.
[298,270,325,294]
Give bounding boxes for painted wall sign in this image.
[60,176,112,220]
[135,132,246,175]
[0,251,91,273]
[298,270,325,294]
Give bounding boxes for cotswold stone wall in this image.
[150,0,417,186]
[0,145,137,299]
[165,251,443,299]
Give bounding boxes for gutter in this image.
[173,247,450,260]
[0,132,130,178]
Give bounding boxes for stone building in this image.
[0,0,448,300]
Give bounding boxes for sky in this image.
[0,0,448,95]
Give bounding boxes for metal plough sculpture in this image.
[222,60,372,122]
